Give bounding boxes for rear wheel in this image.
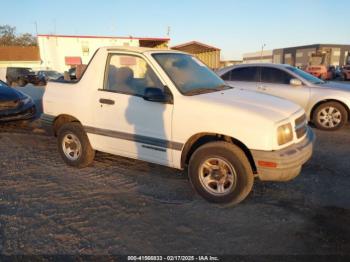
[313,102,348,131]
[188,141,254,206]
[57,122,95,168]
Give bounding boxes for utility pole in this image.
[34,21,38,35]
[260,43,266,62]
[166,26,171,37]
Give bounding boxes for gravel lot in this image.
[0,121,349,256]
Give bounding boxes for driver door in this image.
[91,53,173,165]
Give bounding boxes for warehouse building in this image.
[172,41,221,70]
[243,44,350,68]
[272,44,350,68]
[37,34,170,72]
[243,50,273,64]
[0,46,41,69]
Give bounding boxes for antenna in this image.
[53,19,57,34]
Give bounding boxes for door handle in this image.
[99,98,115,105]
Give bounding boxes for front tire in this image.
[313,102,348,131]
[57,122,95,168]
[188,141,254,206]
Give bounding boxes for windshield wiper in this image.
[184,88,218,96]
[184,84,233,96]
[214,84,234,91]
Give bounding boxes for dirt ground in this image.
[0,121,349,256]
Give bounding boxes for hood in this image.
[313,81,350,92]
[190,88,302,123]
[0,82,22,102]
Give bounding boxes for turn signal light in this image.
[258,161,278,168]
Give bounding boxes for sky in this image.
[1,0,348,60]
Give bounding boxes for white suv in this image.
[218,63,350,131]
[42,47,314,205]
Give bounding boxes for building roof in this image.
[37,34,170,41]
[0,46,40,61]
[172,41,221,53]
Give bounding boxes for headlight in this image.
[277,123,293,145]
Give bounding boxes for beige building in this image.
[37,34,170,72]
[172,41,221,70]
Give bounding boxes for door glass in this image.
[261,67,292,84]
[221,71,231,81]
[105,54,164,96]
[230,67,259,82]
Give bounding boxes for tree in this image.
[0,25,16,46]
[15,33,37,46]
[0,24,37,46]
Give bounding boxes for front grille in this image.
[0,100,20,110]
[295,114,307,139]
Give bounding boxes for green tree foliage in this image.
[0,25,37,46]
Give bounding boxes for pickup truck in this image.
[42,46,314,205]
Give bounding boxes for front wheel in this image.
[57,122,95,168]
[313,102,348,131]
[188,141,254,206]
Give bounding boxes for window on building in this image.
[260,67,293,84]
[105,54,163,96]
[230,67,259,82]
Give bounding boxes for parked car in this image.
[37,70,64,81]
[6,67,46,87]
[305,65,334,80]
[335,66,343,79]
[218,63,350,131]
[341,65,350,81]
[41,47,314,206]
[0,80,36,123]
[68,68,77,80]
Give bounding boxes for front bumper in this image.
[0,102,36,123]
[251,127,315,182]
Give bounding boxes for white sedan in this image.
[217,63,350,131]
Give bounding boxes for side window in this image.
[221,71,231,81]
[260,67,292,84]
[231,67,259,82]
[105,54,164,96]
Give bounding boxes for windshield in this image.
[286,66,325,84]
[152,53,230,95]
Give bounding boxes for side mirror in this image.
[290,78,302,87]
[143,87,172,103]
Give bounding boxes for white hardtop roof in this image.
[100,46,185,54]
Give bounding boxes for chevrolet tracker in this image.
[41,47,314,205]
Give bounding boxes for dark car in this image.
[37,70,64,81]
[68,67,77,80]
[6,67,46,87]
[0,80,36,123]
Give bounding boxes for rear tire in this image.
[188,141,254,206]
[312,102,348,131]
[57,122,95,168]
